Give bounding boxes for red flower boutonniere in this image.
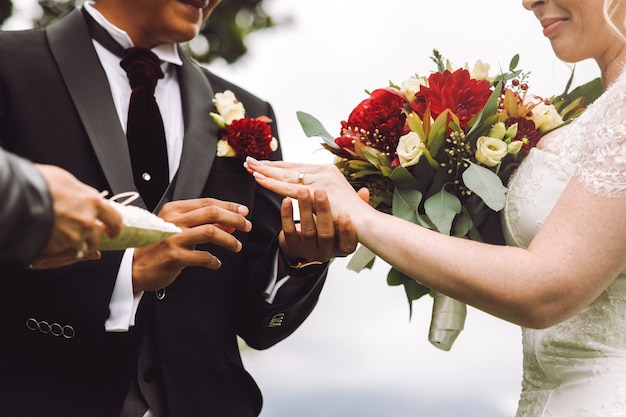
[210,90,278,159]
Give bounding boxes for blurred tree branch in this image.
[0,0,280,64]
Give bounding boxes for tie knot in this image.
[120,47,164,92]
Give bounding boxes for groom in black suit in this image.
[0,0,355,416]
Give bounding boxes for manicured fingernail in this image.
[252,171,266,180]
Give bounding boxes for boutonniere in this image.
[210,90,278,159]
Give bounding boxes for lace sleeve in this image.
[575,73,626,198]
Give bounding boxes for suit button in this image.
[142,172,152,182]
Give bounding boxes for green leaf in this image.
[392,188,423,223]
[427,110,450,156]
[424,189,462,235]
[509,54,520,71]
[416,214,436,230]
[355,141,383,168]
[387,268,430,318]
[296,111,338,149]
[453,210,473,237]
[389,166,422,190]
[466,83,502,139]
[462,162,507,211]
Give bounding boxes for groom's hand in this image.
[131,198,251,292]
[278,188,357,266]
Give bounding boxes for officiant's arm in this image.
[0,151,122,269]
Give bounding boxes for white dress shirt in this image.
[83,2,184,331]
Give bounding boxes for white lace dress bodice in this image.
[502,68,626,417]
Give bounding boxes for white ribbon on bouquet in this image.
[347,245,466,351]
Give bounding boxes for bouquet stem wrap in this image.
[346,245,377,272]
[347,245,467,351]
[429,291,467,351]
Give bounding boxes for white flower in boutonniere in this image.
[210,90,278,159]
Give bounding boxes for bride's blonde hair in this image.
[604,0,626,42]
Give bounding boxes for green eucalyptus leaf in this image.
[387,267,406,286]
[392,188,423,223]
[417,214,436,230]
[387,268,430,318]
[296,111,338,148]
[462,162,507,211]
[424,189,462,235]
[453,210,473,237]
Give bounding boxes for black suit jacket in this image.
[0,9,327,417]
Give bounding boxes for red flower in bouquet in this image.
[336,88,409,155]
[411,68,492,129]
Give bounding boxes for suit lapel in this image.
[171,49,218,201]
[46,9,136,198]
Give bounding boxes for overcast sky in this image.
[5,1,602,416]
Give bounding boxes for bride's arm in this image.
[245,158,626,329]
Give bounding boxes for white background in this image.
[6,1,601,416]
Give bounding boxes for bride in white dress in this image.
[245,0,626,415]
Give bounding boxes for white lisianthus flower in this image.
[216,139,236,157]
[397,131,426,167]
[269,137,278,152]
[475,136,508,167]
[400,77,426,101]
[470,60,491,81]
[523,95,563,133]
[531,101,564,133]
[213,90,246,124]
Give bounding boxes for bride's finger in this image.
[251,171,304,198]
[249,161,317,187]
[245,157,321,175]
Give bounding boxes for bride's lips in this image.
[541,17,569,37]
[178,0,209,9]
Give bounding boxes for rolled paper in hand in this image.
[98,192,181,251]
[428,291,467,351]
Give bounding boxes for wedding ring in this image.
[297,171,305,185]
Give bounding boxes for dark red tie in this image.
[120,48,169,212]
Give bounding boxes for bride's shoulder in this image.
[575,70,626,198]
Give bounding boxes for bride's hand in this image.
[244,157,371,222]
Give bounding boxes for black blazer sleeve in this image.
[0,149,53,266]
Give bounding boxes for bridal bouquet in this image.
[298,50,601,350]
